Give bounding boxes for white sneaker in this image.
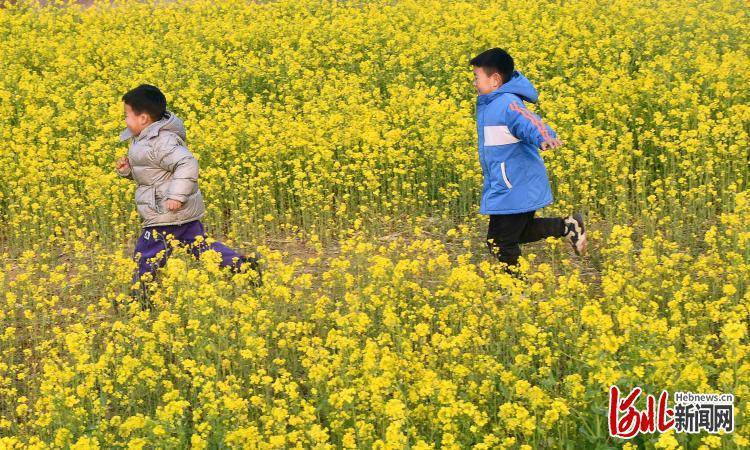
[563,213,587,256]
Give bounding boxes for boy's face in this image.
[124,102,154,136]
[473,66,502,95]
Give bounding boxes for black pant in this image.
[486,210,565,271]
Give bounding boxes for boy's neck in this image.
[479,84,503,96]
[137,119,157,136]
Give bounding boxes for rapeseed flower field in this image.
[0,0,748,448]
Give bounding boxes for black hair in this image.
[122,84,167,121]
[470,48,514,83]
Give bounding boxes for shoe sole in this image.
[572,213,587,256]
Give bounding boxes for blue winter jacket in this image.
[476,70,557,215]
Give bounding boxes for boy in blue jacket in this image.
[471,48,587,275]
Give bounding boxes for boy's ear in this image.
[492,71,503,87]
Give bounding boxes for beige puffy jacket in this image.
[117,110,206,227]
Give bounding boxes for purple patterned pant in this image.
[133,220,256,280]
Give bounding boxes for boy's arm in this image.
[505,100,559,149]
[154,140,199,203]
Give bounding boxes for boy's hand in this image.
[165,199,183,211]
[540,138,564,151]
[115,156,130,172]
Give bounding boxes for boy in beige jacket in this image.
[116,84,261,292]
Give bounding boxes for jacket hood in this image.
[119,110,186,142]
[477,70,539,105]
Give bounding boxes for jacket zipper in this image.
[479,102,489,205]
[152,185,164,214]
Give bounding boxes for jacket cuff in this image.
[116,167,133,179]
[166,193,188,203]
